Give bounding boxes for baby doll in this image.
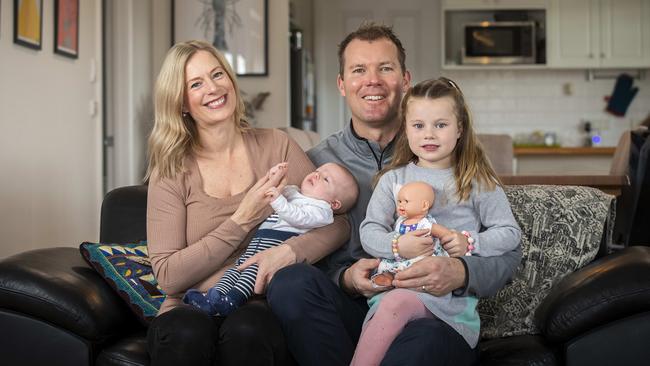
[370,181,474,287]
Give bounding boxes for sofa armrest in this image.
[0,247,142,342]
[535,246,650,342]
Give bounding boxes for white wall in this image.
[0,0,103,258]
[445,69,650,147]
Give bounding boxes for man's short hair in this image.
[337,22,406,79]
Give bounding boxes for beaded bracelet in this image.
[461,230,475,256]
[391,233,403,261]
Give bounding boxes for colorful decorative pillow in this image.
[80,242,165,324]
[478,185,614,339]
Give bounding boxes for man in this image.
[267,23,522,366]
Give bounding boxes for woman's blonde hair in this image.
[376,77,501,201]
[145,40,248,181]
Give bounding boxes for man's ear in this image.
[331,199,342,211]
[337,74,346,97]
[402,70,412,92]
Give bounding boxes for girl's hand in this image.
[439,230,469,257]
[430,223,453,240]
[238,244,297,294]
[231,168,287,230]
[396,229,434,259]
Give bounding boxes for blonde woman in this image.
[145,40,349,366]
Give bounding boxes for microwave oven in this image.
[461,21,536,65]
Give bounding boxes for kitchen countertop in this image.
[513,147,616,156]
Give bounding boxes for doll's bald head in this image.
[396,181,435,219]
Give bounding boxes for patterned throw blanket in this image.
[479,185,615,339]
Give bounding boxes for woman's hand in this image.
[231,166,287,230]
[392,256,466,296]
[396,229,434,259]
[440,231,469,257]
[238,244,297,294]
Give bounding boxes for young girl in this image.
[352,77,521,366]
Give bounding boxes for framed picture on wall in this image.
[173,0,268,76]
[54,0,79,58]
[13,0,43,50]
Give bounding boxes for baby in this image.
[184,161,358,316]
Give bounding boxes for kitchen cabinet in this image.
[442,0,547,10]
[547,0,650,68]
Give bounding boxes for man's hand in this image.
[341,258,383,298]
[392,256,466,296]
[238,244,297,294]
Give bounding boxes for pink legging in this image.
[350,289,434,366]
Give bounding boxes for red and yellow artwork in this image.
[55,0,79,57]
[15,0,42,48]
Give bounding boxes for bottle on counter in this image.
[583,121,602,147]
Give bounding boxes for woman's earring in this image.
[182,111,188,117]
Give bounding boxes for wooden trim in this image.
[513,147,616,156]
[500,175,629,196]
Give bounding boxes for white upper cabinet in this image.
[600,0,650,67]
[547,0,650,68]
[442,0,548,10]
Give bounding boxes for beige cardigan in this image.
[147,128,349,314]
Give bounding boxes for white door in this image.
[104,0,155,192]
[313,0,440,138]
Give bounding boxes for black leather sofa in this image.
[1,184,650,366]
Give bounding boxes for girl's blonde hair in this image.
[376,77,501,201]
[145,40,248,181]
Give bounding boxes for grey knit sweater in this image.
[360,162,521,347]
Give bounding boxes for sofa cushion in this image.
[96,331,149,366]
[80,242,165,324]
[479,334,557,366]
[478,185,614,339]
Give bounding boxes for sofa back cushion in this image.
[100,185,148,244]
[478,185,614,339]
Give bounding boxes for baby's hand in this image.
[439,230,470,257]
[268,162,288,179]
[265,187,281,200]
